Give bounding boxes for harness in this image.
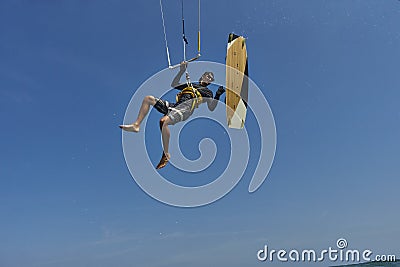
[176,86,203,112]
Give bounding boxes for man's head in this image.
[199,71,214,85]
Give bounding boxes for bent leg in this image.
[156,116,172,169]
[120,95,156,132]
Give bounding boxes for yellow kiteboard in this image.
[226,33,248,129]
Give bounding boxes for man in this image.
[120,62,225,169]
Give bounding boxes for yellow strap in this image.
[176,87,203,111]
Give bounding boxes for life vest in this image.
[176,86,203,112]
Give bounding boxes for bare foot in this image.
[156,152,171,169]
[119,123,140,132]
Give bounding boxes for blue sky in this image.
[1,0,399,266]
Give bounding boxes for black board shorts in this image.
[154,98,192,125]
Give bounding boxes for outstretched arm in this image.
[207,86,226,111]
[171,62,187,89]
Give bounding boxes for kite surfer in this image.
[120,62,225,169]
